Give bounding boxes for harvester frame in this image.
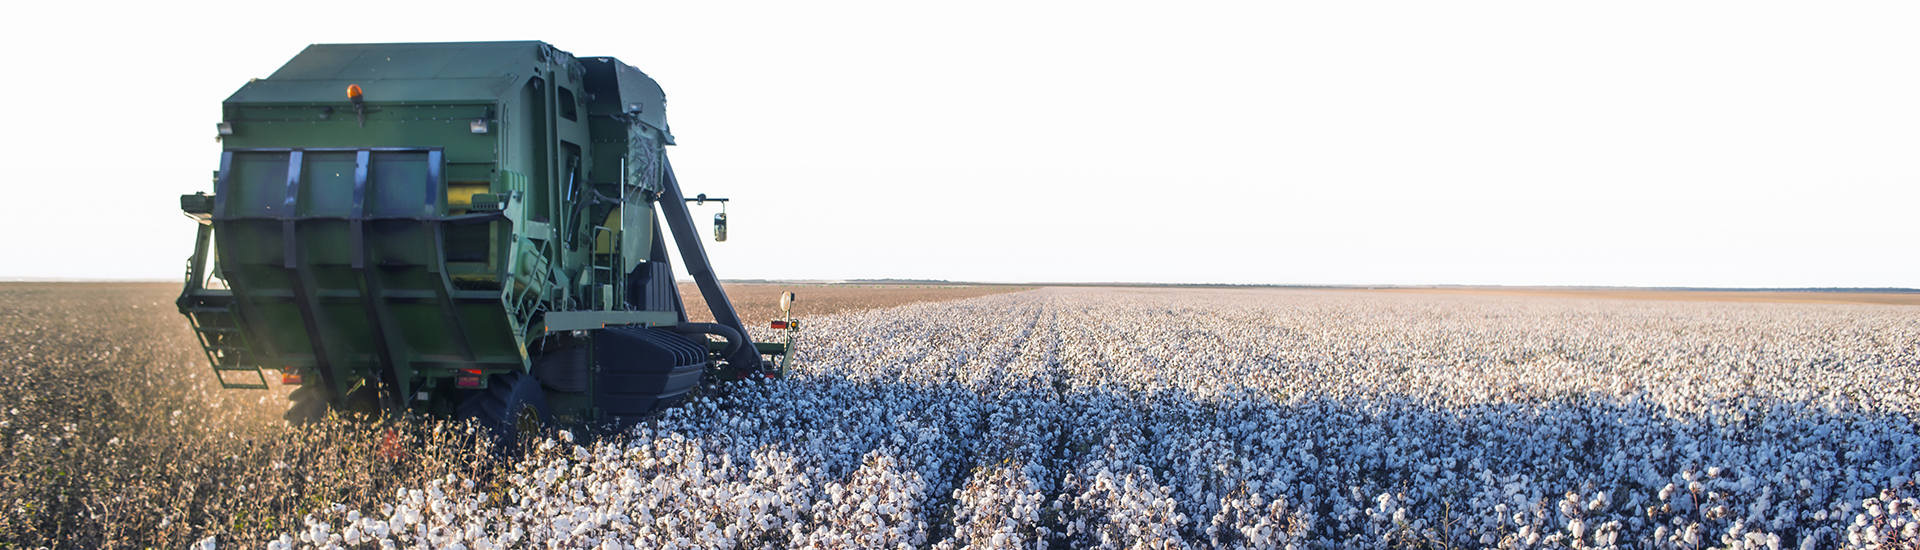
[175,41,793,435]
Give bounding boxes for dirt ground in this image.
[678,283,1035,324]
[1362,287,1920,306]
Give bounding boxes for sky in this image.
[2,1,1914,287]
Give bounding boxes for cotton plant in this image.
[264,289,1920,549]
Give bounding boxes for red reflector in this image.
[770,320,789,329]
[455,374,482,388]
[378,427,406,461]
[280,371,303,385]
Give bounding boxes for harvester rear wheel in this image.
[456,371,549,455]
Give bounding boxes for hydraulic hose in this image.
[669,323,745,363]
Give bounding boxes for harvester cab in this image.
[174,41,796,439]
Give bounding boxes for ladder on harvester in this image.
[504,237,559,338]
[183,300,269,390]
[180,259,269,390]
[590,226,620,310]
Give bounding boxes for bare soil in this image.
[1362,287,1920,306]
[678,283,1034,325]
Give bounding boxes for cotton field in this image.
[278,287,1920,549]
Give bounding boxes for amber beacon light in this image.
[347,84,366,127]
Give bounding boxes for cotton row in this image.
[273,288,1920,549]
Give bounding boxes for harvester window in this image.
[558,87,579,121]
[522,78,549,220]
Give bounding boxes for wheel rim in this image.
[514,403,542,451]
[515,403,540,432]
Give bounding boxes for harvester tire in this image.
[456,371,549,455]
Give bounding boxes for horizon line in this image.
[5,277,1914,294]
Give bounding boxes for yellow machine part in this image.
[446,181,491,213]
[596,207,619,254]
[447,180,499,284]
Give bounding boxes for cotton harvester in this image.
[175,41,795,442]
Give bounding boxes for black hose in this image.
[669,322,744,360]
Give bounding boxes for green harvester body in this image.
[178,41,790,430]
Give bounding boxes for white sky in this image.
[3,1,1914,287]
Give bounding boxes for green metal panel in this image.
[269,42,536,80]
[183,41,789,421]
[543,310,678,331]
[230,79,516,105]
[302,152,358,217]
[234,42,548,105]
[220,106,497,164]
